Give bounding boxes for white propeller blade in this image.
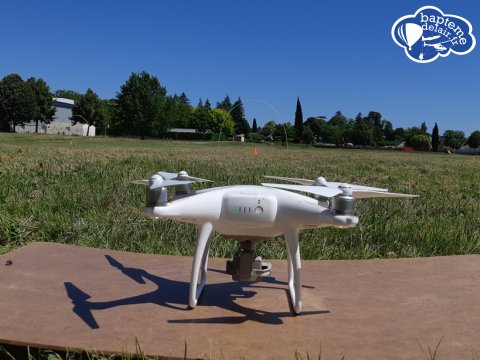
[352,190,419,199]
[157,171,179,180]
[261,183,343,198]
[130,179,150,186]
[263,175,314,185]
[179,175,213,183]
[158,171,212,183]
[262,183,418,200]
[263,175,388,192]
[328,182,388,192]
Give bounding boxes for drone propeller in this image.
[263,175,388,192]
[131,170,212,190]
[263,175,316,186]
[157,171,212,183]
[130,179,150,186]
[262,176,418,199]
[131,176,193,190]
[262,182,418,199]
[261,183,343,198]
[349,190,418,199]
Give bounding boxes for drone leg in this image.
[285,229,302,314]
[189,222,213,308]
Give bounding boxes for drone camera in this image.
[226,240,272,281]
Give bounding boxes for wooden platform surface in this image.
[0,242,479,359]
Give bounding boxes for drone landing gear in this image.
[284,229,302,315]
[226,240,272,282]
[189,222,213,308]
[188,224,302,315]
[226,232,302,315]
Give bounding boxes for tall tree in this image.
[230,97,250,135]
[304,117,324,139]
[366,111,383,146]
[394,127,406,142]
[26,77,55,133]
[164,94,192,129]
[409,134,431,151]
[101,99,117,136]
[420,121,428,133]
[382,120,395,141]
[274,122,295,144]
[190,106,212,133]
[294,97,304,142]
[216,95,232,112]
[442,130,466,149]
[178,92,190,105]
[329,111,347,128]
[301,126,315,144]
[351,120,374,146]
[432,123,439,152]
[210,108,235,137]
[204,99,211,110]
[252,118,258,132]
[116,71,167,139]
[71,88,104,136]
[261,120,277,136]
[467,130,480,149]
[0,74,35,132]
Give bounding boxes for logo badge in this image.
[392,6,476,63]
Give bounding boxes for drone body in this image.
[142,185,358,238]
[133,171,417,314]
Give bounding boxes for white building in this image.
[15,98,96,136]
[233,134,245,142]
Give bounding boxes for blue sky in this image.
[1,1,478,135]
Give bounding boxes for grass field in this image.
[0,133,479,260]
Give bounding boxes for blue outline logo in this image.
[392,6,476,63]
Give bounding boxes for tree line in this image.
[269,103,480,150]
[0,71,478,150]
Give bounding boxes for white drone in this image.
[132,171,417,314]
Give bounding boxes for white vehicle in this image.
[133,171,418,314]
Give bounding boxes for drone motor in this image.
[331,185,355,215]
[132,170,213,207]
[145,187,168,207]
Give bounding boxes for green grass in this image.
[1,132,479,260]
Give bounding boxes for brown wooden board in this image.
[0,242,479,359]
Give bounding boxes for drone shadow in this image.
[64,255,329,329]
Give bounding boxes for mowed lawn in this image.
[0,133,479,259]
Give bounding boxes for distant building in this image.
[456,144,480,155]
[233,134,245,142]
[15,98,96,136]
[169,128,197,134]
[168,128,198,140]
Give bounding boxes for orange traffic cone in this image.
[253,148,257,156]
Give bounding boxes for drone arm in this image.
[284,228,302,314]
[189,222,213,308]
